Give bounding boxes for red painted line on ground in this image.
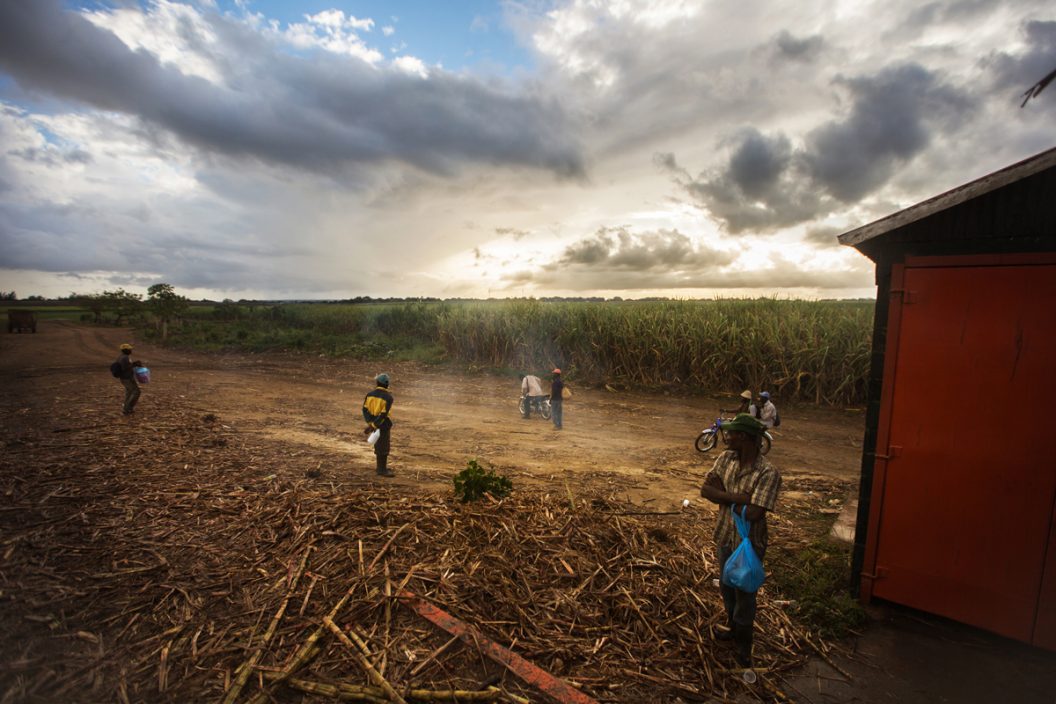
[398,589,600,704]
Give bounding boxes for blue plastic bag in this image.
[720,505,765,593]
[133,366,150,384]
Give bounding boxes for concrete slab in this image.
[781,602,1056,704]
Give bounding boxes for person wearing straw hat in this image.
[700,413,782,669]
[113,342,142,415]
[721,390,757,418]
[362,373,395,477]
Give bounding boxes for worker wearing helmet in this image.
[757,391,778,429]
[362,373,395,477]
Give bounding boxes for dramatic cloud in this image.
[0,0,1052,300]
[557,227,734,270]
[503,227,868,291]
[985,20,1056,103]
[0,1,583,178]
[658,133,824,234]
[769,31,825,64]
[670,63,973,232]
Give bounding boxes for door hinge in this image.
[871,445,902,460]
[861,566,889,580]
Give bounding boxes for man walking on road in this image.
[363,373,395,477]
[699,413,781,669]
[113,343,141,415]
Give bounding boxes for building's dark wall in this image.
[855,165,1056,266]
[849,163,1056,597]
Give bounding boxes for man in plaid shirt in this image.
[700,413,782,668]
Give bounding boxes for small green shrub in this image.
[453,459,513,503]
[770,539,869,639]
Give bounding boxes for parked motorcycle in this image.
[518,394,552,420]
[695,417,772,454]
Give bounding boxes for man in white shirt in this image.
[520,373,545,418]
[758,391,777,429]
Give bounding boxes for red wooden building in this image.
[839,146,1056,649]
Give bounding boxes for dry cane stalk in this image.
[227,545,311,704]
[408,634,459,678]
[264,673,504,702]
[322,616,408,704]
[245,524,409,704]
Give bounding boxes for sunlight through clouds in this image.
[0,0,1053,300]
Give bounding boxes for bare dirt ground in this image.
[10,322,1053,704]
[0,321,862,703]
[15,321,862,502]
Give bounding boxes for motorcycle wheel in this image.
[541,399,552,420]
[695,431,718,452]
[518,396,527,417]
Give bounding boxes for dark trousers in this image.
[718,545,757,630]
[121,377,141,414]
[374,426,391,472]
[523,395,543,418]
[551,399,563,429]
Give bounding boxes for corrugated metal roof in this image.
[838,146,1056,248]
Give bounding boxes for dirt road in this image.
[8,320,864,505]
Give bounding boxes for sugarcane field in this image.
[1,318,870,703]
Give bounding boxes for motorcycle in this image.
[518,394,552,420]
[695,416,772,455]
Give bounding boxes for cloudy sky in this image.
[0,0,1053,301]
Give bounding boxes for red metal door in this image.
[870,258,1056,643]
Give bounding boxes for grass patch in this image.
[770,539,869,639]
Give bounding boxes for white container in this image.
[367,428,381,446]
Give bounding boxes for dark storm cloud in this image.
[770,31,824,63]
[804,64,973,201]
[0,1,584,178]
[505,238,869,292]
[985,20,1056,103]
[557,227,736,271]
[660,128,822,233]
[670,63,973,232]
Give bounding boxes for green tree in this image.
[77,293,106,323]
[147,283,189,340]
[101,289,142,325]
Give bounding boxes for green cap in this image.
[722,413,766,436]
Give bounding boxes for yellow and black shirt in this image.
[362,386,394,429]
